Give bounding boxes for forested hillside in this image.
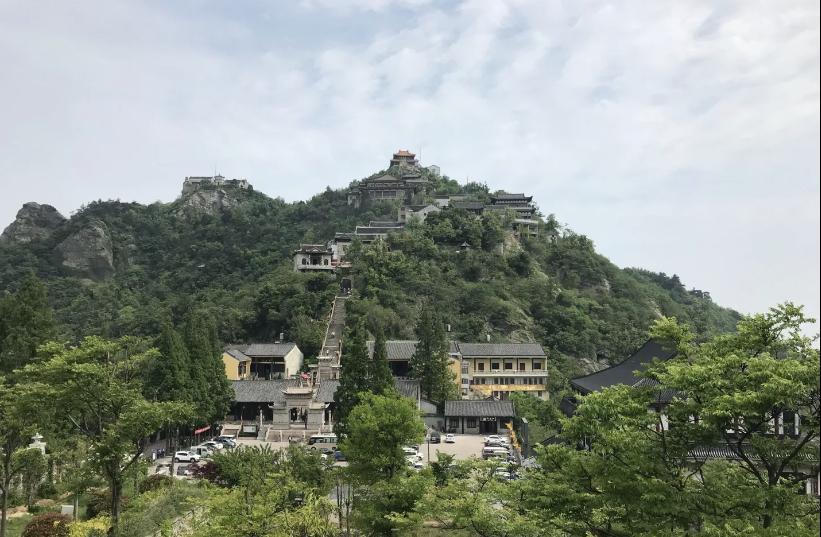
[0,170,739,373]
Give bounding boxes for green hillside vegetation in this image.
[0,168,739,373]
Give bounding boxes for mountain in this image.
[0,166,739,374]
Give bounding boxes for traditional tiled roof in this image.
[231,379,299,403]
[686,445,819,463]
[315,380,340,403]
[366,340,418,361]
[456,343,546,358]
[491,193,532,202]
[355,226,404,235]
[295,244,331,254]
[366,340,461,361]
[631,377,678,404]
[312,378,420,403]
[232,343,297,358]
[569,340,676,395]
[394,150,416,157]
[450,201,485,211]
[444,400,515,417]
[395,378,420,399]
[224,349,250,361]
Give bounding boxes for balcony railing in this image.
[471,370,549,377]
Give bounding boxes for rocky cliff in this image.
[0,202,66,243]
[56,219,115,280]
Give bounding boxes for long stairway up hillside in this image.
[321,295,348,359]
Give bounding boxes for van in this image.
[482,446,509,460]
[307,434,338,451]
[190,445,213,458]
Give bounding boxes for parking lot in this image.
[149,431,510,476]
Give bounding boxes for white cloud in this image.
[0,0,818,331]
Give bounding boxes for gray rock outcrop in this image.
[1,202,66,243]
[181,188,236,214]
[56,219,115,280]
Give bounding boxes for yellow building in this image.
[366,340,547,400]
[455,343,548,400]
[222,343,304,380]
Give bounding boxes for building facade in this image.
[444,400,515,434]
[389,149,419,168]
[293,244,335,272]
[456,343,549,400]
[222,343,304,380]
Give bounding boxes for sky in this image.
[1,0,819,332]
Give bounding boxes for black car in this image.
[429,432,441,444]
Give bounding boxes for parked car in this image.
[429,432,441,444]
[334,450,346,462]
[202,440,224,451]
[406,457,424,470]
[444,433,455,443]
[174,451,200,463]
[402,447,423,461]
[190,445,213,458]
[484,435,508,447]
[482,447,510,460]
[214,436,237,448]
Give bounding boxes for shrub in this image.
[21,512,71,537]
[138,474,173,494]
[68,517,110,537]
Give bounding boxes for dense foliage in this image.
[0,175,738,373]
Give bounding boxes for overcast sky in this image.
[1,0,819,330]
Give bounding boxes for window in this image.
[477,362,485,372]
[461,378,470,385]
[467,417,477,429]
[491,362,500,370]
[302,258,308,265]
[519,362,526,371]
[323,259,329,265]
[461,363,469,374]
[504,362,513,370]
[533,361,542,370]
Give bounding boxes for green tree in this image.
[19,336,193,533]
[0,274,55,374]
[517,304,820,536]
[648,303,820,530]
[409,304,454,405]
[333,321,371,437]
[340,392,425,482]
[183,311,231,423]
[13,448,46,509]
[151,322,192,403]
[369,328,394,395]
[0,382,34,537]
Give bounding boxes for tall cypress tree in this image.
[181,311,231,424]
[0,274,55,374]
[409,303,453,405]
[370,328,394,395]
[333,320,370,436]
[152,322,192,404]
[202,312,231,423]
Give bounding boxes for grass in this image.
[5,514,34,537]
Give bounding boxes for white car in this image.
[173,451,201,463]
[406,457,424,470]
[444,434,455,443]
[402,447,423,461]
[202,440,224,451]
[484,435,508,446]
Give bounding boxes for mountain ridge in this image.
[0,166,740,374]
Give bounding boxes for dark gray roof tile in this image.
[444,400,515,417]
